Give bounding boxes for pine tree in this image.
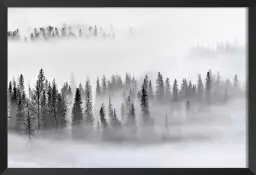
[56,93,67,128]
[140,84,150,122]
[108,97,114,119]
[38,68,45,93]
[9,81,18,130]
[127,102,136,126]
[71,88,83,125]
[84,79,94,125]
[21,89,36,139]
[165,78,171,101]
[100,103,108,128]
[41,90,48,129]
[52,79,59,129]
[205,71,212,102]
[188,81,193,98]
[172,79,179,101]
[111,108,121,128]
[148,80,154,99]
[156,72,164,101]
[101,75,107,95]
[16,88,25,133]
[96,77,101,97]
[19,74,25,95]
[79,83,85,100]
[197,74,204,101]
[144,75,149,92]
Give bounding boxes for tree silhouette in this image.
[100,103,108,128]
[84,79,94,125]
[71,88,83,125]
[172,79,179,102]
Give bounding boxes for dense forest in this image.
[8,68,244,141]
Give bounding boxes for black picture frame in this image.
[0,0,254,174]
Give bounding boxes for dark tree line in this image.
[8,68,243,139]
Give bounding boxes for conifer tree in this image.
[50,79,58,130]
[71,88,83,125]
[21,88,36,139]
[156,72,164,101]
[127,102,136,126]
[108,97,114,119]
[205,71,212,102]
[111,108,121,128]
[197,74,204,101]
[41,90,48,129]
[56,93,67,128]
[16,88,25,133]
[100,103,108,128]
[172,79,179,101]
[84,79,93,125]
[19,74,25,95]
[9,81,18,130]
[140,83,149,122]
[96,77,101,97]
[101,75,107,95]
[188,81,193,98]
[79,83,85,100]
[165,78,171,101]
[148,80,154,99]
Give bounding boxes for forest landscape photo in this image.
[8,8,247,168]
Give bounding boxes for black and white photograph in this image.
[7,8,247,168]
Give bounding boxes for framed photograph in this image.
[1,2,255,175]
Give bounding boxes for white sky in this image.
[8,8,247,98]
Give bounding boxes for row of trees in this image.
[8,68,242,139]
[8,24,116,42]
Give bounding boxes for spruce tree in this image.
[41,90,48,129]
[148,80,154,99]
[127,102,136,126]
[56,93,67,128]
[188,81,193,98]
[172,79,179,102]
[111,108,121,128]
[197,74,204,101]
[165,78,171,101]
[108,97,114,119]
[51,79,58,129]
[84,79,94,125]
[100,103,108,128]
[16,88,25,133]
[156,72,164,101]
[71,88,83,125]
[101,75,107,95]
[205,71,212,102]
[96,77,101,97]
[19,74,25,95]
[140,84,149,122]
[9,81,18,131]
[21,90,36,139]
